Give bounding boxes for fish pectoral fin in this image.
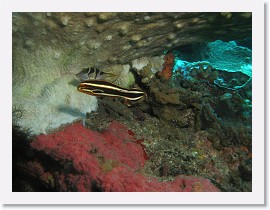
[92,89,104,94]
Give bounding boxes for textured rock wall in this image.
[13,12,251,69]
[12,12,251,134]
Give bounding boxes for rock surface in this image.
[13,12,251,68]
[12,12,251,134]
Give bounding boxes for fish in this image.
[76,67,116,82]
[77,79,146,101]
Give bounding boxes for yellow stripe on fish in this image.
[77,79,146,101]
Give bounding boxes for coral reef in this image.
[102,64,135,88]
[13,121,220,192]
[12,13,251,134]
[12,12,252,192]
[81,75,251,192]
[131,56,163,84]
[175,40,252,77]
[12,124,56,191]
[12,46,98,135]
[150,80,182,105]
[157,52,175,80]
[203,40,252,77]
[13,65,252,191]
[13,13,251,66]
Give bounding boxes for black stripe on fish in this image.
[89,67,101,79]
[78,80,145,101]
[76,67,115,82]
